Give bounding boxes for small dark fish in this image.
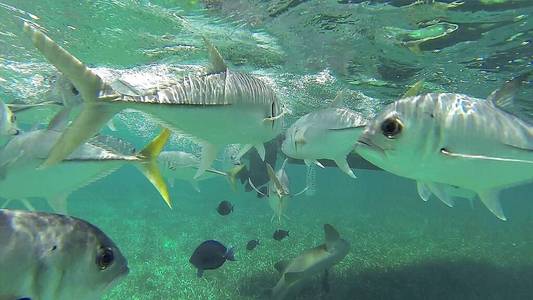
[273,229,289,241]
[217,201,234,216]
[246,239,260,251]
[189,240,235,277]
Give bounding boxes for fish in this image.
[263,161,308,224]
[189,240,235,277]
[273,229,289,241]
[236,136,282,197]
[216,200,234,216]
[0,209,128,300]
[246,239,260,251]
[281,92,367,178]
[0,116,172,212]
[356,73,533,220]
[23,23,284,179]
[271,224,349,300]
[266,161,291,224]
[0,99,20,137]
[158,150,227,192]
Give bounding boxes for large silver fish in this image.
[0,209,128,300]
[23,23,284,178]
[356,73,533,220]
[0,124,172,211]
[272,224,349,300]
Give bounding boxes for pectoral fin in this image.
[478,190,506,221]
[427,182,455,208]
[284,271,304,284]
[324,224,340,250]
[416,181,432,202]
[440,148,533,164]
[304,159,325,168]
[334,157,356,179]
[274,260,290,273]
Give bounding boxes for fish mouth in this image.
[104,266,130,290]
[357,136,383,152]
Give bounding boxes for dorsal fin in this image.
[274,260,290,273]
[202,36,227,73]
[487,71,531,115]
[329,91,345,108]
[324,224,340,250]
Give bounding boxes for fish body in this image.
[0,127,171,212]
[266,162,291,224]
[272,224,349,300]
[246,239,260,251]
[356,86,533,220]
[273,229,289,241]
[216,200,234,216]
[282,107,366,178]
[0,209,128,300]
[158,151,223,191]
[189,240,235,277]
[23,23,283,178]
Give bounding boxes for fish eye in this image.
[71,86,79,96]
[380,117,403,139]
[96,247,115,270]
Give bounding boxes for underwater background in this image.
[1,0,533,299]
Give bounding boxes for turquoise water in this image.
[1,1,533,299]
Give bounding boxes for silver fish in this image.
[0,124,172,211]
[0,209,128,300]
[272,224,349,300]
[356,73,533,220]
[281,93,367,178]
[23,23,284,178]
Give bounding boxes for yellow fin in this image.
[402,80,424,98]
[137,128,172,208]
[226,164,246,192]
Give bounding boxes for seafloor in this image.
[13,165,530,300]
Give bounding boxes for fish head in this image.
[281,124,308,158]
[0,100,20,136]
[54,221,129,297]
[355,96,437,177]
[48,74,83,107]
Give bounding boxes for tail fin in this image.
[225,164,246,191]
[136,128,172,208]
[23,23,119,167]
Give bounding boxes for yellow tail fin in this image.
[137,128,172,209]
[226,164,246,192]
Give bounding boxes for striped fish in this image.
[23,23,284,178]
[0,125,172,212]
[356,73,533,220]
